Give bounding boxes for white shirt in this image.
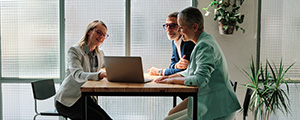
[174,36,183,59]
[163,36,183,74]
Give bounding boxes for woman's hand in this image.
[155,74,185,85]
[98,71,107,79]
[154,76,172,83]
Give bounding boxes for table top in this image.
[81,74,198,93]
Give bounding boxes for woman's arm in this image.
[155,73,185,85]
[68,47,101,83]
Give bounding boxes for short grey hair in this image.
[168,12,179,18]
[178,7,204,30]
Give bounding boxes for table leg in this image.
[193,95,197,120]
[173,96,177,107]
[82,94,87,120]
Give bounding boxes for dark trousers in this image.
[179,95,188,100]
[56,96,112,120]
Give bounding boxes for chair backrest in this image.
[230,80,237,92]
[243,88,253,120]
[31,79,56,100]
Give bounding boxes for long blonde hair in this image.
[78,20,107,53]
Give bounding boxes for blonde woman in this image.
[55,20,112,120]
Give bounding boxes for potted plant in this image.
[203,0,245,34]
[242,58,294,120]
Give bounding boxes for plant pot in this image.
[218,21,235,35]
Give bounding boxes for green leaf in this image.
[245,83,256,89]
[219,10,224,17]
[234,6,240,10]
[235,13,241,17]
[241,28,245,33]
[210,1,218,6]
[250,57,257,83]
[223,25,228,31]
[235,26,239,31]
[267,60,277,82]
[203,8,208,10]
[241,15,245,22]
[214,17,218,21]
[218,0,223,4]
[242,69,255,83]
[225,16,229,23]
[264,60,268,82]
[282,62,295,80]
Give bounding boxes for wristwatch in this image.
[157,69,162,76]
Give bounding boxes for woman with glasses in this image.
[55,20,112,120]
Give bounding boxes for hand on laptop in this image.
[98,71,107,79]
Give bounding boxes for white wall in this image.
[197,0,258,119]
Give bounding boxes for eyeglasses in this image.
[94,29,109,39]
[163,23,178,30]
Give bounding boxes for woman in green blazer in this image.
[155,7,241,120]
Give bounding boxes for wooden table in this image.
[81,77,198,120]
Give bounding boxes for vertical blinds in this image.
[1,0,60,78]
[260,0,300,79]
[65,0,125,57]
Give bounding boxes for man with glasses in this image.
[148,12,195,77]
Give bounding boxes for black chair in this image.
[230,80,237,92]
[31,79,67,120]
[243,88,253,120]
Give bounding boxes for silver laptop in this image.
[104,56,152,83]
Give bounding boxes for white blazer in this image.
[55,45,105,107]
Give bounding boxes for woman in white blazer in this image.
[55,20,112,120]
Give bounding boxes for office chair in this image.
[230,80,237,92]
[243,88,253,120]
[31,79,67,120]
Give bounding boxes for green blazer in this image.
[179,31,241,120]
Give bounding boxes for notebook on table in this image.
[104,56,152,83]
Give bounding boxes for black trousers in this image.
[56,96,112,120]
[179,95,188,100]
